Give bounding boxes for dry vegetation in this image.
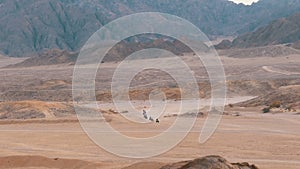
[0,101,75,120]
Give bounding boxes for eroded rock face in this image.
[160,155,258,169]
[230,13,300,48]
[2,0,300,57]
[232,162,259,169]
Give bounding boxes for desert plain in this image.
[0,46,299,169]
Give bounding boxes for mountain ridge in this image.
[216,13,300,49]
[232,13,300,48]
[1,0,300,57]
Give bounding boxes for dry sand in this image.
[0,107,299,169]
[0,51,299,168]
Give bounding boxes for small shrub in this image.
[262,107,270,113]
[286,105,293,112]
[105,117,112,123]
[269,101,281,108]
[108,109,118,114]
[228,104,234,108]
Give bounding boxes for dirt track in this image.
[262,66,300,75]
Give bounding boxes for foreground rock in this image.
[125,155,258,169]
[160,155,258,169]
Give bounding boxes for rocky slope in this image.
[216,13,300,49]
[7,49,78,67]
[236,85,300,108]
[2,0,300,57]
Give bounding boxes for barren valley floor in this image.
[0,52,299,169]
[0,111,299,169]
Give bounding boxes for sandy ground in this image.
[0,52,299,168]
[0,106,299,169]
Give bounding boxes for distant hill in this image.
[103,35,200,62]
[2,0,300,57]
[7,36,199,67]
[217,13,300,49]
[7,49,78,67]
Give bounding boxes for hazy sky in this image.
[228,0,260,5]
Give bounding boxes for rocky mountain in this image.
[216,12,300,49]
[1,0,300,57]
[230,13,300,48]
